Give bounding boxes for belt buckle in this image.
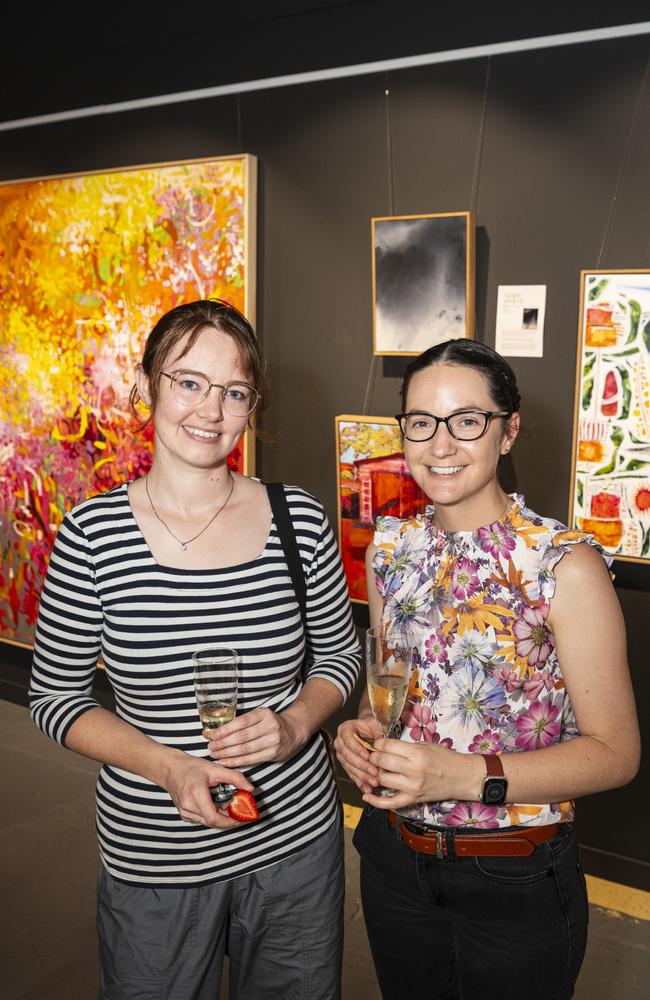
[407,819,445,859]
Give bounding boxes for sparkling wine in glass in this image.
[366,625,411,796]
[192,646,239,804]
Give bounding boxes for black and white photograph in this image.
[372,212,475,356]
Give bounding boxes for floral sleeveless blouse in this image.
[373,494,610,830]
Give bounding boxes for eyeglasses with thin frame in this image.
[162,370,259,417]
[395,409,511,442]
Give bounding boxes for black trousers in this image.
[354,807,588,1000]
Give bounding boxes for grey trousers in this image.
[97,818,344,1000]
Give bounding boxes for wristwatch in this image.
[480,754,508,806]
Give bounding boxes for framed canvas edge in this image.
[371,218,379,356]
[610,552,650,566]
[240,424,256,478]
[243,154,258,327]
[0,152,258,188]
[335,413,401,606]
[371,210,476,357]
[465,211,476,340]
[0,635,32,653]
[334,415,344,565]
[568,267,650,565]
[242,154,258,475]
[567,270,590,532]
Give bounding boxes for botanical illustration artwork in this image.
[335,415,428,602]
[569,270,650,563]
[0,156,256,646]
[372,212,475,356]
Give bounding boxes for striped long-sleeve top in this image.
[30,483,361,886]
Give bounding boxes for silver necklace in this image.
[145,473,235,551]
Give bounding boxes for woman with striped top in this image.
[30,299,361,1000]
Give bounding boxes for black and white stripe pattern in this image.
[30,483,361,885]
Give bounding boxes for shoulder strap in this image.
[266,484,339,783]
[266,482,308,627]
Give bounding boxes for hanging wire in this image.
[595,48,650,267]
[362,73,395,414]
[384,73,396,217]
[470,55,492,215]
[236,93,243,152]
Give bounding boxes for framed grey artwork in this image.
[372,211,475,356]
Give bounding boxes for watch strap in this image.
[482,754,505,777]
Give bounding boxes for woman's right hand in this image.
[161,750,255,829]
[334,717,383,795]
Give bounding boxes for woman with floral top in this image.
[335,339,639,1000]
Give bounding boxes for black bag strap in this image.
[266,482,308,629]
[265,483,340,792]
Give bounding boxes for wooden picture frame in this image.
[0,154,257,648]
[371,211,475,356]
[568,269,650,564]
[335,414,428,603]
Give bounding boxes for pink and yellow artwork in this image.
[0,156,257,646]
[569,270,650,563]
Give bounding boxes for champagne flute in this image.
[192,646,239,804]
[366,625,411,796]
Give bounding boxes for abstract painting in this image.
[0,155,257,646]
[569,270,650,563]
[372,212,475,356]
[335,415,429,602]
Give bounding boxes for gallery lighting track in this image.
[1,21,649,132]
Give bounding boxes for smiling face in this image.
[136,324,250,472]
[403,362,519,529]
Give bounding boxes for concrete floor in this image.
[2,699,647,1000]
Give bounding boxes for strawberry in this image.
[227,789,259,823]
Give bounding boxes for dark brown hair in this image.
[129,298,269,425]
[400,339,521,415]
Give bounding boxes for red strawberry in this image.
[227,789,259,823]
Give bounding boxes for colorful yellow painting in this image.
[0,155,257,646]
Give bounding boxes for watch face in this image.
[482,778,508,805]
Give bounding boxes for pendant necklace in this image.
[145,473,235,551]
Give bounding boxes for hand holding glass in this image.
[192,647,239,804]
[365,626,411,796]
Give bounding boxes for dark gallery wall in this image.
[1,9,648,887]
[1,1,647,122]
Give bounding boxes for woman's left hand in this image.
[204,707,306,766]
[362,738,471,809]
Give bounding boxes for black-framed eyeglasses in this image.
[395,409,511,442]
[162,370,259,417]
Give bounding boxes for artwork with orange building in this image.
[335,415,428,602]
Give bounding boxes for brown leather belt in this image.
[388,811,559,858]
